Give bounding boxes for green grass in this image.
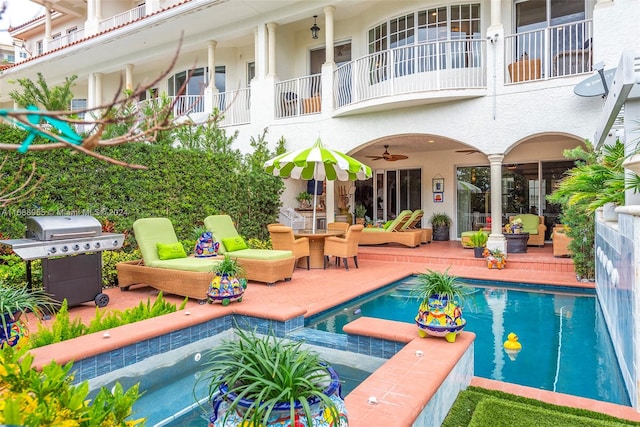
[442,387,640,427]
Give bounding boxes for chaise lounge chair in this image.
[116,217,221,301]
[400,209,431,243]
[358,210,421,248]
[204,215,296,286]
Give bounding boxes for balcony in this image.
[504,19,592,83]
[98,4,146,33]
[48,29,85,50]
[274,74,322,119]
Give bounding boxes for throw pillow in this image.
[222,236,248,252]
[157,242,187,260]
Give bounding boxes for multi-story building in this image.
[0,0,637,246]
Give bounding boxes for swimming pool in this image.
[307,276,630,406]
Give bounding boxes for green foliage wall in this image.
[0,124,284,246]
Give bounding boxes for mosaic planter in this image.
[0,312,30,349]
[415,294,466,343]
[209,366,348,427]
[207,273,246,306]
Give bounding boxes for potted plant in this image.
[483,248,507,269]
[207,254,246,305]
[412,267,468,343]
[0,284,58,349]
[469,229,488,258]
[199,327,348,426]
[296,191,313,209]
[354,204,367,225]
[429,212,452,241]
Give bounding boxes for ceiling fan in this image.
[366,145,408,161]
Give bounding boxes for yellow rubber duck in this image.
[503,332,522,361]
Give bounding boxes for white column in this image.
[326,181,335,224]
[490,0,501,27]
[267,22,277,76]
[96,0,102,20]
[255,27,266,79]
[324,6,335,64]
[487,154,506,252]
[125,64,134,91]
[207,40,217,89]
[85,0,98,36]
[625,100,640,205]
[145,0,160,14]
[87,73,96,109]
[44,8,51,52]
[94,72,103,107]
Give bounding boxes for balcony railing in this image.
[98,4,146,32]
[213,88,251,127]
[334,39,486,109]
[274,74,322,119]
[48,29,85,50]
[504,19,592,83]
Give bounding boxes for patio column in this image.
[324,6,335,64]
[205,40,219,115]
[267,22,277,76]
[125,64,134,91]
[487,154,506,253]
[94,72,103,107]
[490,0,501,27]
[43,8,51,52]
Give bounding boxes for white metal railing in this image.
[98,4,146,32]
[274,74,322,119]
[504,19,592,83]
[48,29,85,51]
[334,39,486,108]
[213,88,251,127]
[169,95,205,117]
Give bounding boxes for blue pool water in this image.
[307,277,630,406]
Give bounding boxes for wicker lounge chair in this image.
[359,210,421,248]
[204,215,296,286]
[116,217,221,301]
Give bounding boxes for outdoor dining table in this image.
[293,229,345,269]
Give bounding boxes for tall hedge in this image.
[0,124,284,247]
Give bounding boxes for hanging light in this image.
[310,15,320,39]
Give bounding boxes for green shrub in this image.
[101,248,141,288]
[29,293,188,348]
[0,255,42,288]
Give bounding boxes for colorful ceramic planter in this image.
[207,273,246,306]
[415,294,466,343]
[209,366,348,427]
[0,312,30,349]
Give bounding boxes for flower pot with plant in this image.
[193,225,219,258]
[207,254,246,306]
[429,212,452,241]
[354,204,367,225]
[296,191,313,209]
[469,230,489,258]
[412,267,468,343]
[200,328,348,427]
[483,248,507,269]
[0,284,58,349]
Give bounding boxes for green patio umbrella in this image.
[264,138,372,232]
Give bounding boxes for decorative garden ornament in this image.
[207,254,246,305]
[195,231,219,257]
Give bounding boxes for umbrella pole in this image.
[312,192,318,233]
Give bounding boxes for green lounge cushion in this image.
[133,218,182,264]
[156,242,187,260]
[222,236,248,252]
[383,220,394,229]
[228,248,292,260]
[148,257,221,272]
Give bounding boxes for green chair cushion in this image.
[133,218,181,264]
[222,236,248,252]
[513,214,540,234]
[147,257,221,272]
[228,248,293,260]
[156,242,187,260]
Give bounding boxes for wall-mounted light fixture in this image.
[310,15,320,39]
[486,33,499,44]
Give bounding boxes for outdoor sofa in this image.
[116,217,221,301]
[204,215,296,286]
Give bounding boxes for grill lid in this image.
[26,215,102,241]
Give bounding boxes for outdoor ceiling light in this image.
[310,15,320,39]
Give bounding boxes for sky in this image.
[0,0,45,44]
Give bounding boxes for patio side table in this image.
[504,232,529,253]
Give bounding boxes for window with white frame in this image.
[70,99,87,119]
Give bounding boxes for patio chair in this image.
[400,209,431,243]
[359,210,421,248]
[509,214,547,247]
[327,222,349,235]
[116,217,221,301]
[204,215,296,285]
[268,225,310,270]
[324,224,364,270]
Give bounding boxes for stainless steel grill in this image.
[0,215,125,307]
